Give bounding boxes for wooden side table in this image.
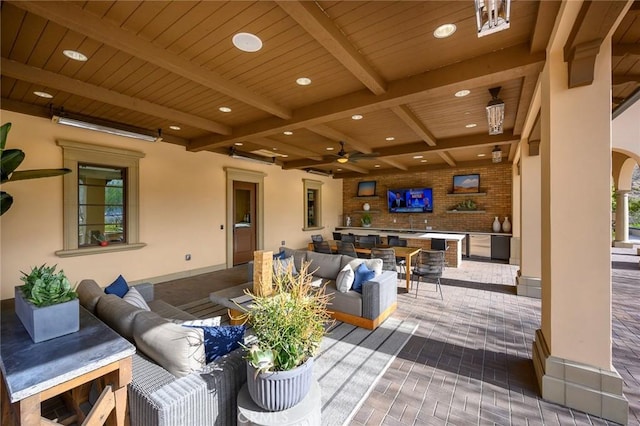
[1,299,135,425]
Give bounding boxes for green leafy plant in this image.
[1,122,71,216]
[19,264,77,307]
[454,199,477,211]
[243,261,332,375]
[361,212,372,226]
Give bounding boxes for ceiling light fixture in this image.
[385,136,395,141]
[337,157,349,164]
[296,77,312,86]
[305,169,332,177]
[374,165,381,168]
[283,131,293,135]
[234,142,243,146]
[465,123,477,128]
[477,153,486,157]
[229,147,275,165]
[492,145,502,163]
[63,49,88,61]
[433,23,457,39]
[326,147,334,151]
[34,91,53,99]
[232,32,263,52]
[486,86,505,135]
[413,155,423,159]
[219,106,232,113]
[351,114,363,120]
[421,160,427,163]
[169,125,181,131]
[475,0,511,38]
[455,89,470,97]
[52,113,160,142]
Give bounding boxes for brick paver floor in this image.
[352,248,640,426]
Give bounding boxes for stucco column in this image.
[613,189,631,247]
[510,161,521,266]
[517,140,541,298]
[532,18,628,424]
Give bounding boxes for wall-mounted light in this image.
[52,113,161,142]
[229,147,275,165]
[475,0,511,38]
[486,86,505,135]
[492,145,502,163]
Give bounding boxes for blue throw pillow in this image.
[104,274,129,297]
[273,250,286,260]
[185,325,245,363]
[352,263,375,294]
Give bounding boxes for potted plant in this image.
[243,261,331,411]
[361,212,372,227]
[15,264,79,342]
[92,233,109,246]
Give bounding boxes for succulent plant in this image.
[1,122,71,216]
[19,264,77,307]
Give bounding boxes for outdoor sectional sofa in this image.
[77,279,246,426]
[277,247,398,329]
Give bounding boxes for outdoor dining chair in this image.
[332,232,343,240]
[313,240,333,254]
[311,234,324,242]
[430,238,449,268]
[370,248,398,273]
[357,235,377,248]
[387,237,408,274]
[412,249,445,299]
[341,234,356,243]
[336,241,358,258]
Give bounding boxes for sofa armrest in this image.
[362,271,397,320]
[129,348,247,426]
[132,282,154,302]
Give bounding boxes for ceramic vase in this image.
[492,216,501,233]
[363,203,370,211]
[502,217,511,233]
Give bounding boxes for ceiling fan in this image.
[333,141,379,164]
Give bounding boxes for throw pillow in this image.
[273,256,298,276]
[273,250,286,260]
[104,274,129,297]
[171,317,221,327]
[352,263,375,294]
[122,287,150,311]
[336,264,355,293]
[347,258,383,276]
[184,325,246,363]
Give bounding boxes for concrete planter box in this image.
[14,286,79,343]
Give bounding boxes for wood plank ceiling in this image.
[1,1,638,178]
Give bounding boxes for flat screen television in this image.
[388,188,433,213]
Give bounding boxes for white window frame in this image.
[55,140,146,257]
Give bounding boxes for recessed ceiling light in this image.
[337,168,342,171]
[63,49,88,61]
[351,114,363,120]
[282,154,288,158]
[296,77,312,86]
[374,164,381,168]
[385,136,395,141]
[234,142,243,146]
[232,32,262,52]
[477,153,486,157]
[33,91,53,98]
[421,159,428,163]
[169,125,181,131]
[465,123,477,128]
[283,131,293,135]
[455,89,470,97]
[413,155,424,159]
[326,147,334,151]
[433,23,456,39]
[219,106,232,113]
[272,148,278,151]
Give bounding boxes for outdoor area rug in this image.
[178,298,417,426]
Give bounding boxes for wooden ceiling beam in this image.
[337,158,505,179]
[10,0,291,120]
[276,1,387,95]
[513,73,539,136]
[530,1,562,53]
[1,58,230,135]
[390,105,437,146]
[438,152,457,167]
[247,137,323,161]
[190,43,544,151]
[378,158,408,171]
[306,124,373,154]
[612,43,640,56]
[613,74,640,85]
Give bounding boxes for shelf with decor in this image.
[446,192,487,197]
[446,210,486,214]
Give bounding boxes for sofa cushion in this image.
[105,274,129,297]
[324,281,362,317]
[352,263,376,293]
[123,287,151,311]
[77,279,103,314]
[148,300,196,321]
[336,264,355,293]
[96,294,144,340]
[347,258,383,276]
[306,251,343,279]
[133,311,206,378]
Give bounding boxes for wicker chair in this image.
[412,249,444,299]
[336,241,358,258]
[313,240,333,254]
[430,238,449,268]
[387,237,408,275]
[370,248,398,273]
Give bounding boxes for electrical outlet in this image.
[281,240,285,246]
[220,224,224,230]
[185,254,191,261]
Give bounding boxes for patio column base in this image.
[516,274,540,298]
[532,329,628,425]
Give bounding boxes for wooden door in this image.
[233,181,256,265]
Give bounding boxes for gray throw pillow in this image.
[336,264,355,293]
[274,256,298,275]
[122,287,150,311]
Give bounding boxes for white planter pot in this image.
[14,286,79,343]
[247,357,314,411]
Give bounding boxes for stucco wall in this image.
[0,110,342,299]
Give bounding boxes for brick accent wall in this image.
[343,164,512,233]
